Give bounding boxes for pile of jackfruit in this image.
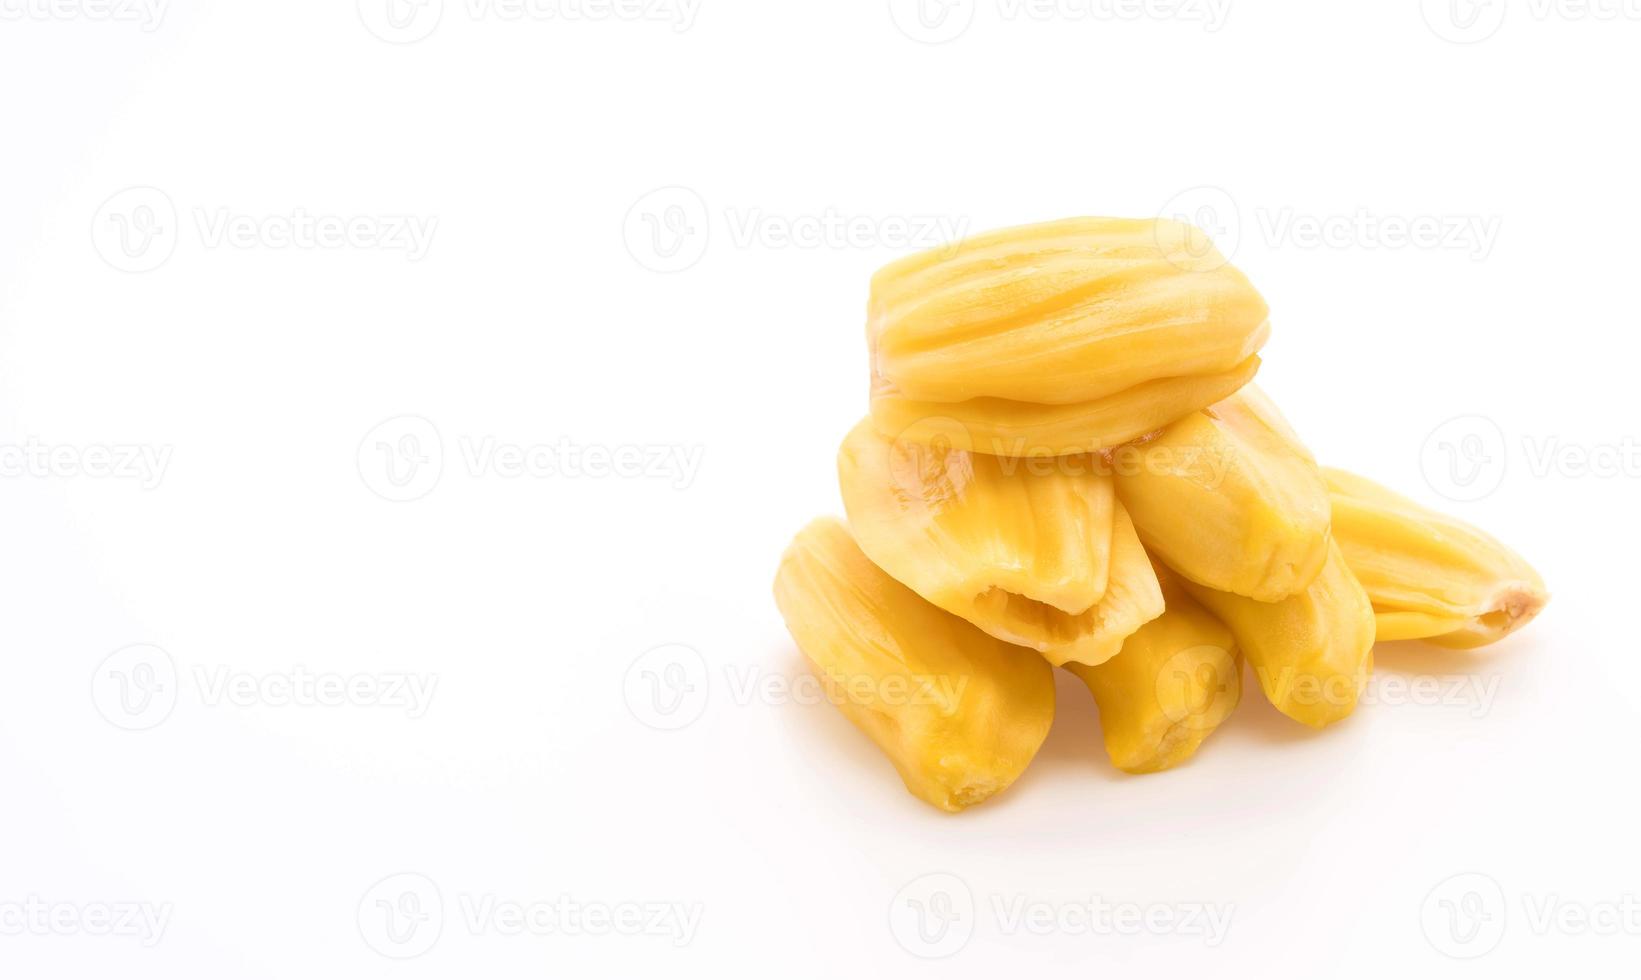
[773,218,1547,813]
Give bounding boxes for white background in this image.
[2,0,1637,976]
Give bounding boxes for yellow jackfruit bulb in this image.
[1114,385,1331,602]
[838,419,1163,668]
[772,517,1055,813]
[1324,468,1549,649]
[1178,541,1375,729]
[868,217,1270,456]
[871,357,1263,460]
[1067,570,1241,774]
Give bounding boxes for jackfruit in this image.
[1068,569,1241,774]
[868,217,1270,456]
[1324,468,1548,649]
[838,419,1163,667]
[772,517,1055,812]
[1114,385,1331,601]
[1178,541,1374,728]
[870,355,1263,459]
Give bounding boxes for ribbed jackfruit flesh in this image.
[868,217,1270,456]
[772,517,1055,812]
[1067,568,1241,774]
[838,419,1162,668]
[870,355,1262,458]
[1324,468,1548,649]
[1114,385,1331,602]
[1178,540,1375,729]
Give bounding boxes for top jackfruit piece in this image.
[772,517,1056,813]
[838,419,1163,668]
[1114,385,1332,602]
[1324,468,1549,649]
[868,217,1271,456]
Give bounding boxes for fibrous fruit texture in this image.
[1114,385,1331,602]
[772,517,1055,812]
[1178,541,1375,729]
[838,419,1162,668]
[1324,468,1547,649]
[1068,568,1241,773]
[868,217,1270,457]
[772,213,1548,811]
